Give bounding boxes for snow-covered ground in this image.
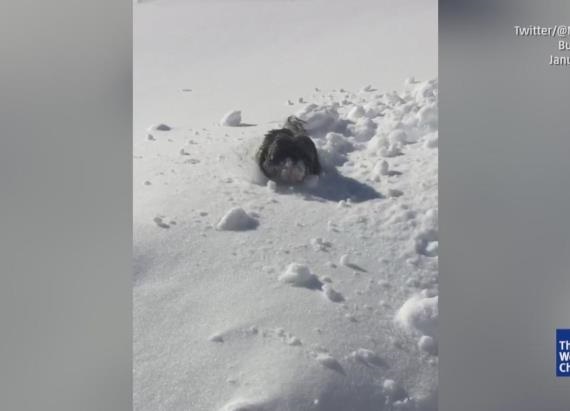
[134,1,438,410]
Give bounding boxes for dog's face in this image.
[258,130,321,185]
[264,136,309,184]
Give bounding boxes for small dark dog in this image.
[256,116,321,184]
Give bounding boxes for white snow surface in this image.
[134,1,437,410]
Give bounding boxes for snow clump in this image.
[221,110,242,127]
[216,207,258,231]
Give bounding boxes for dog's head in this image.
[257,129,321,185]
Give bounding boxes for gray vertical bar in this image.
[440,1,570,410]
[0,1,132,410]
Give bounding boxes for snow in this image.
[278,263,322,289]
[395,292,439,338]
[310,237,332,252]
[322,284,344,303]
[349,348,386,368]
[424,132,438,149]
[221,110,242,127]
[208,333,225,343]
[347,105,366,121]
[134,0,437,410]
[315,352,344,374]
[418,335,437,355]
[148,123,172,132]
[216,207,259,231]
[380,143,403,158]
[377,160,390,176]
[339,254,351,267]
[320,132,354,168]
[389,129,411,145]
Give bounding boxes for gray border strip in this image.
[0,1,132,410]
[440,1,570,410]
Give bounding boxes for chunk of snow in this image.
[278,263,321,289]
[424,241,438,256]
[383,379,399,395]
[216,207,258,231]
[220,110,242,127]
[339,254,351,266]
[395,293,438,337]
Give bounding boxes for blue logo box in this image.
[556,329,570,377]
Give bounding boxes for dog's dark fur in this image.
[256,116,321,184]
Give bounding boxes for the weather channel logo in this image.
[556,329,570,377]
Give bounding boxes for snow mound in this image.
[278,263,322,289]
[221,110,242,127]
[395,292,438,338]
[216,207,258,231]
[295,104,342,137]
